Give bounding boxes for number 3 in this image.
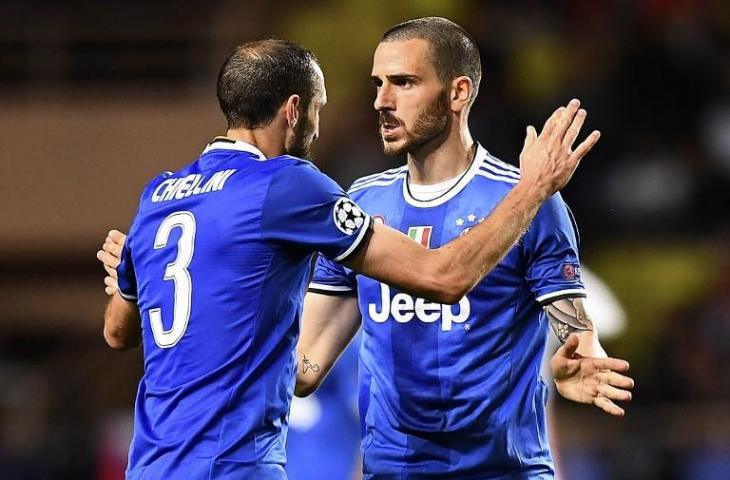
[149,211,196,348]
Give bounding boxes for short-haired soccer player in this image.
[296,18,634,479]
[98,38,598,478]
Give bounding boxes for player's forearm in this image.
[103,294,142,350]
[432,180,546,303]
[295,293,360,397]
[545,297,607,357]
[294,349,327,397]
[576,330,607,358]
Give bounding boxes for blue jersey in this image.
[310,145,585,479]
[116,138,371,480]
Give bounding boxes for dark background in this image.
[0,1,728,478]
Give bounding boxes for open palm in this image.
[551,334,634,417]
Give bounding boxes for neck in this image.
[406,122,476,185]
[225,125,286,159]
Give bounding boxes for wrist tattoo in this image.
[302,354,320,374]
[544,297,594,343]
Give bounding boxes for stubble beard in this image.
[286,115,315,159]
[380,91,450,157]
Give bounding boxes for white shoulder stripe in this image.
[479,161,520,180]
[308,283,353,292]
[350,166,407,188]
[348,174,406,193]
[485,155,520,174]
[536,288,587,304]
[475,170,519,184]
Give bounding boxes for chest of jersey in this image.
[353,180,528,334]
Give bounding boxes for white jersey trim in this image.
[202,138,267,160]
[333,213,372,262]
[350,166,408,189]
[117,289,137,302]
[308,283,354,292]
[536,288,587,304]
[402,144,490,208]
[475,170,519,184]
[480,159,520,179]
[349,173,407,193]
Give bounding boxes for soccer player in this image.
[295,18,634,479]
[97,38,596,478]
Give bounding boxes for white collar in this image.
[402,144,487,207]
[202,137,267,160]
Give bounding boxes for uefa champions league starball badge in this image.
[333,198,365,235]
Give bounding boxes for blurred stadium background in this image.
[1,0,728,478]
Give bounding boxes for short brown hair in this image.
[381,17,482,105]
[217,40,320,129]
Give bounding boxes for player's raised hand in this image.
[519,99,601,198]
[96,230,127,296]
[551,333,634,417]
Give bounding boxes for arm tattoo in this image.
[544,297,594,343]
[301,354,320,374]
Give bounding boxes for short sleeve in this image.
[116,240,138,302]
[523,193,586,305]
[261,163,371,262]
[308,254,358,296]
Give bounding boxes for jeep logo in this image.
[367,283,470,331]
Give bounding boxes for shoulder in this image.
[263,156,346,207]
[472,150,521,187]
[346,165,407,198]
[265,156,337,186]
[139,170,175,201]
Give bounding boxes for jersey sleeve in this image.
[261,162,371,262]
[116,239,138,302]
[523,193,586,305]
[308,254,358,296]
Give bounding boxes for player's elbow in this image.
[421,265,471,305]
[103,325,140,351]
[294,377,320,398]
[433,283,469,305]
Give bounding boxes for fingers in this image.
[523,125,537,149]
[605,371,635,390]
[591,357,630,372]
[539,106,564,139]
[562,109,586,150]
[597,383,632,402]
[103,238,123,258]
[103,263,118,279]
[594,395,625,417]
[569,130,601,163]
[97,249,120,269]
[550,99,581,142]
[562,333,580,358]
[104,275,118,296]
[108,230,127,244]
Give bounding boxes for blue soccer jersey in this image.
[310,145,585,479]
[115,138,371,479]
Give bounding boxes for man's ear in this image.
[285,94,301,129]
[450,76,473,113]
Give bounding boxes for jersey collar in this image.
[202,136,267,160]
[402,144,488,208]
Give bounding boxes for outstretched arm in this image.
[345,99,600,304]
[295,292,361,397]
